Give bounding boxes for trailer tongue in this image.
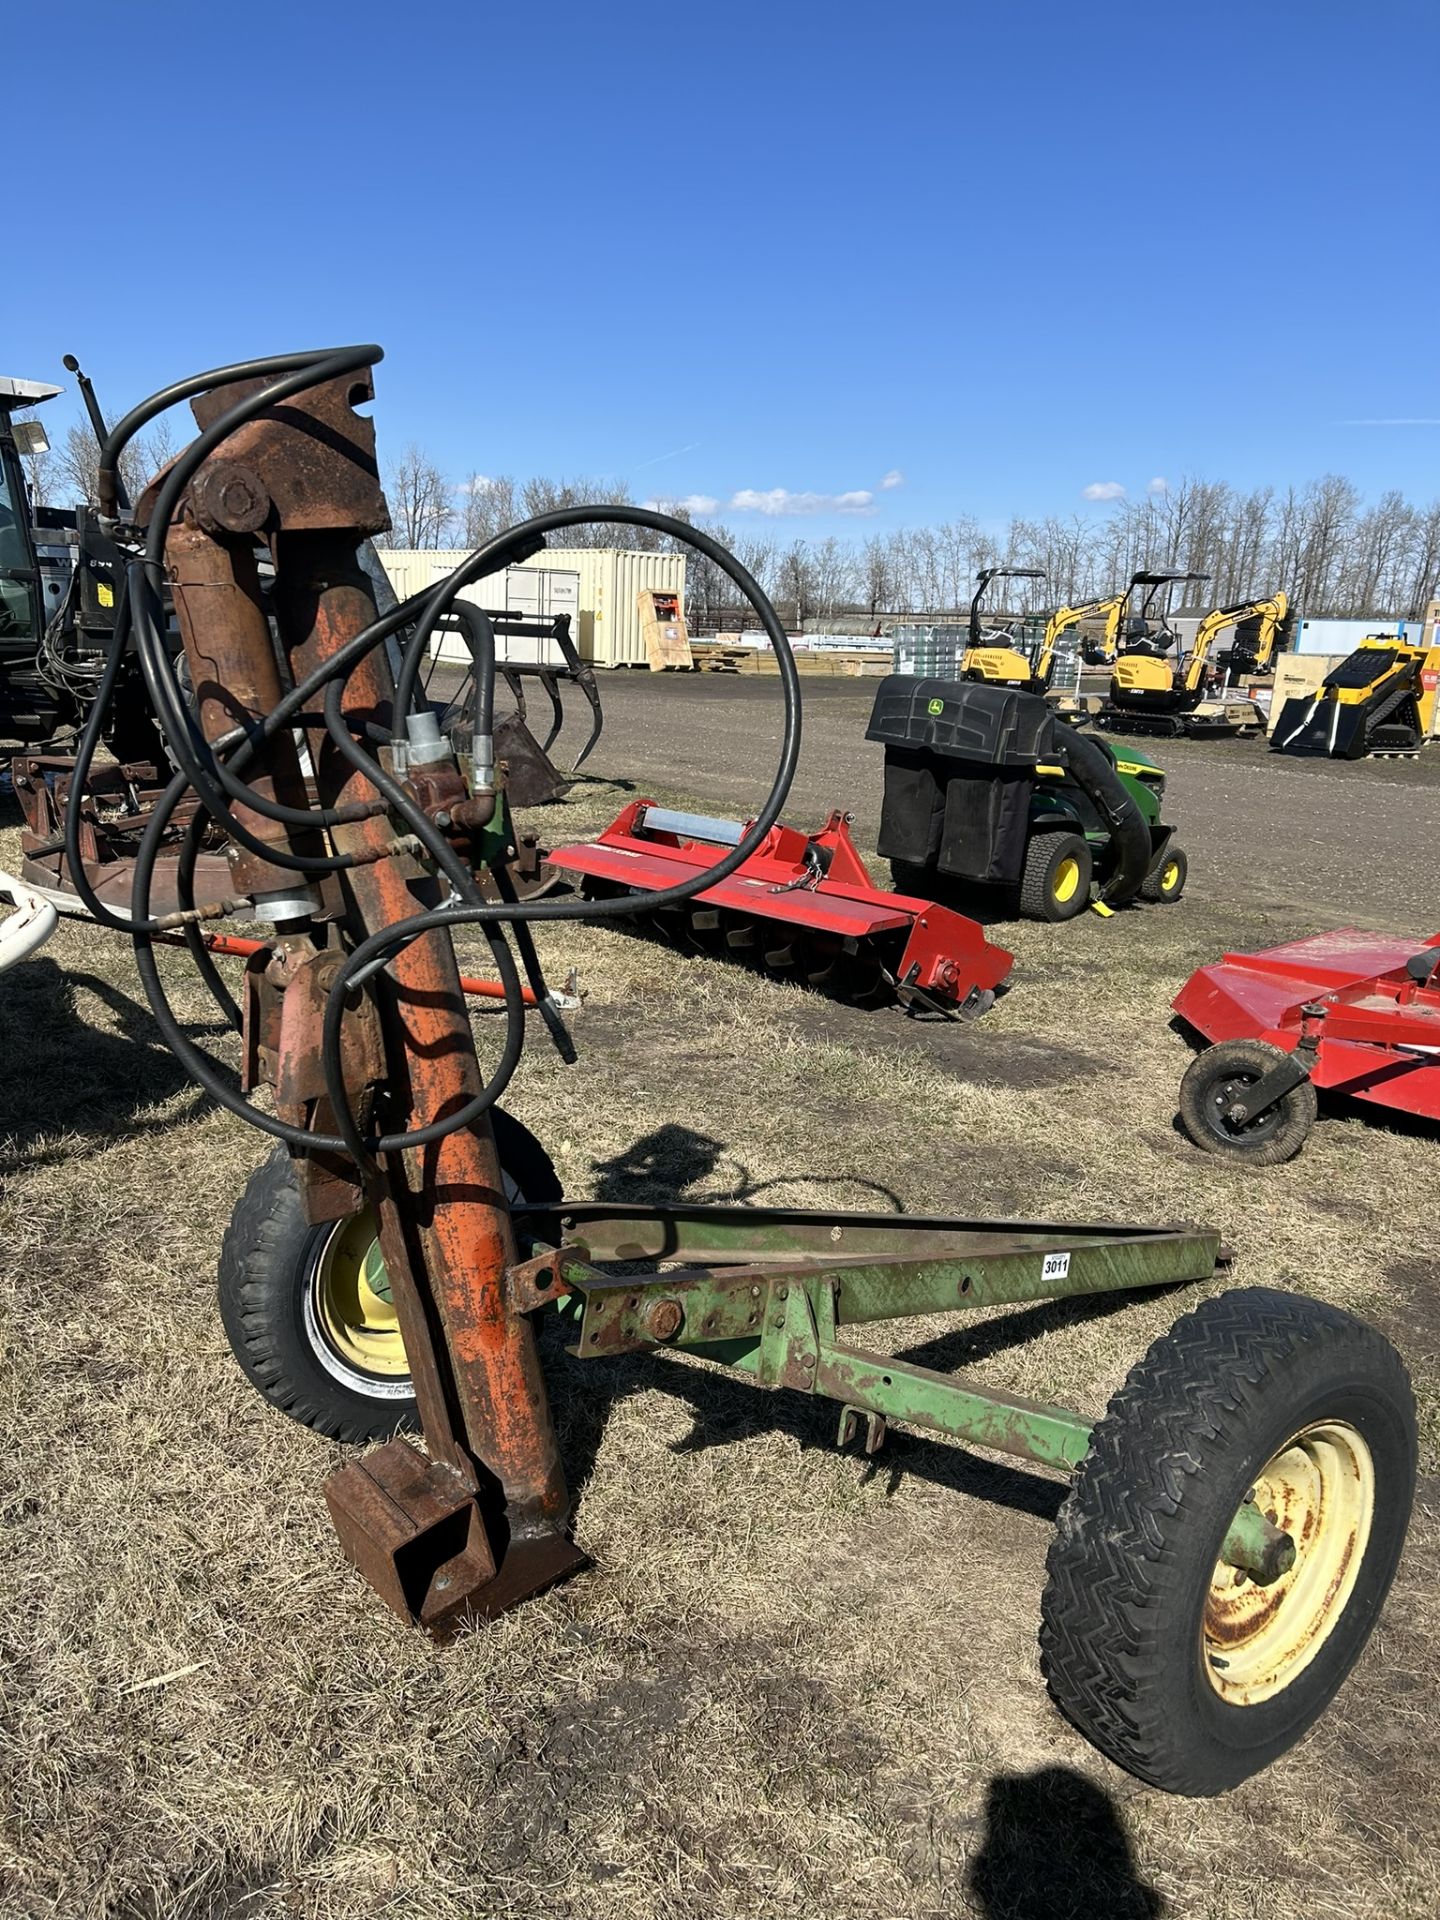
[548,800,1014,1015]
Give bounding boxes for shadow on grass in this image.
[0,956,219,1168]
[590,1121,906,1211]
[554,1122,1184,1526]
[968,1765,1163,1918]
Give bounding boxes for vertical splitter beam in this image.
[173,372,581,1628]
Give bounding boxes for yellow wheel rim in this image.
[1162,859,1181,892]
[310,1207,410,1381]
[1053,856,1082,904]
[1204,1421,1374,1706]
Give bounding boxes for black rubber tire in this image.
[217,1108,561,1442]
[1178,1039,1318,1165]
[1040,1287,1417,1795]
[1140,843,1188,903]
[1019,830,1093,922]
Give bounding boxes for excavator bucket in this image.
[547,802,1014,1017]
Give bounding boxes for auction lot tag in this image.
[1041,1250,1072,1283]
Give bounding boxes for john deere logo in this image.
[927,697,944,715]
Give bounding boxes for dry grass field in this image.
[2,673,1438,1919]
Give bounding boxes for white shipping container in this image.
[375,547,686,667]
[374,552,579,666]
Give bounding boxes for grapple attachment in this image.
[547,801,1014,1016]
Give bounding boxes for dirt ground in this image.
[1,671,1437,1920]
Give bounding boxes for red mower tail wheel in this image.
[1179,1039,1317,1165]
[1040,1287,1416,1795]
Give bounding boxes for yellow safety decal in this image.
[97,582,114,608]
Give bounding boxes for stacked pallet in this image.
[690,641,752,672]
[689,640,890,677]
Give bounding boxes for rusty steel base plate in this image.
[324,1438,588,1636]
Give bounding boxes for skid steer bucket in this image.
[547,801,1014,1015]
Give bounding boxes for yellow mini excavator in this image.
[962,568,1203,700]
[959,566,1049,690]
[1271,634,1440,759]
[1099,590,1291,738]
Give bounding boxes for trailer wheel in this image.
[1141,844,1188,903]
[217,1109,561,1443]
[1040,1287,1416,1794]
[1178,1039,1317,1164]
[1020,830,1093,921]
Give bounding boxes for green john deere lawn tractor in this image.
[867,676,1187,922]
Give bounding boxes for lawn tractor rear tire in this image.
[1039,1287,1416,1795]
[217,1108,561,1443]
[1140,844,1188,903]
[1020,830,1093,922]
[1178,1039,1317,1165]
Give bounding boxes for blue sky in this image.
[9,1,1438,536]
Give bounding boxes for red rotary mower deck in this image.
[548,799,1014,1015]
[1174,927,1440,1120]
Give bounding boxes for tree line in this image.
[386,451,1440,631]
[30,426,1438,630]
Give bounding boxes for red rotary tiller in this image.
[548,799,1015,1016]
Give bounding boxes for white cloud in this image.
[881,469,904,489]
[1147,476,1169,496]
[458,474,491,495]
[1082,480,1127,502]
[728,486,877,517]
[642,492,719,516]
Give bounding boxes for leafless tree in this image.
[458,473,519,547]
[386,445,455,548]
[378,454,1440,623]
[57,411,170,509]
[20,441,57,509]
[776,541,816,627]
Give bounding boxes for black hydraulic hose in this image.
[321,678,481,902]
[128,769,360,1152]
[126,745,530,1162]
[305,507,799,1159]
[1057,723,1153,905]
[491,855,576,1064]
[62,569,150,932]
[175,801,242,1030]
[105,347,801,1165]
[129,347,385,872]
[394,599,496,734]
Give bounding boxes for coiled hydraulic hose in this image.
[95,348,802,1167]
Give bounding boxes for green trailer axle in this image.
[527,1203,1291,1582]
